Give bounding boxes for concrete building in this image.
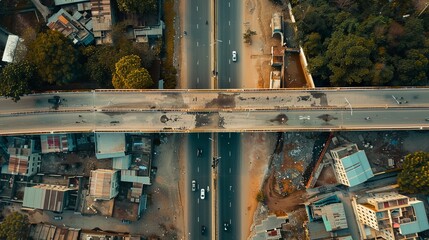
[330,143,374,187]
[54,0,88,6]
[40,134,75,153]
[7,138,41,176]
[91,0,114,45]
[251,214,289,240]
[354,192,429,240]
[270,71,281,89]
[23,184,75,212]
[89,169,119,200]
[1,35,25,63]
[95,133,126,159]
[47,8,94,46]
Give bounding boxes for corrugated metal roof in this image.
[54,0,88,6]
[341,150,373,187]
[113,155,131,170]
[2,35,19,63]
[23,185,71,212]
[121,170,151,185]
[90,169,119,199]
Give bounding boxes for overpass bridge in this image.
[1,88,429,135]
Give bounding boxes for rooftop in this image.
[89,169,119,199]
[95,133,126,159]
[340,150,373,187]
[23,184,74,212]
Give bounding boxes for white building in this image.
[354,192,429,240]
[330,143,374,187]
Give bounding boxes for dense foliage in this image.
[26,30,81,85]
[293,0,429,86]
[0,61,35,101]
[0,212,29,240]
[117,0,158,13]
[398,151,429,194]
[112,55,153,89]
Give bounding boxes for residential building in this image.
[54,0,88,6]
[23,184,75,212]
[40,134,75,153]
[95,133,126,159]
[2,34,25,63]
[270,71,281,89]
[47,8,94,46]
[29,223,80,240]
[7,138,40,176]
[89,169,119,200]
[251,214,289,240]
[354,192,429,240]
[91,0,114,45]
[330,143,374,187]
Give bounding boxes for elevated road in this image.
[1,88,429,134]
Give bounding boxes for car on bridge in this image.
[200,188,205,199]
[232,51,237,62]
[201,225,206,235]
[192,180,196,191]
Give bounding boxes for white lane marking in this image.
[197,77,200,83]
[229,133,231,138]
[230,185,232,191]
[229,202,232,207]
[197,60,199,65]
[229,59,231,64]
[197,198,200,204]
[229,21,231,26]
[197,167,199,172]
[229,168,231,173]
[196,6,198,11]
[197,24,199,29]
[198,216,200,222]
[198,133,200,139]
[229,77,231,83]
[229,2,230,7]
[229,151,231,157]
[230,219,232,224]
[197,42,199,47]
[229,40,230,45]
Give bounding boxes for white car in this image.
[192,180,196,192]
[200,188,205,199]
[232,51,237,62]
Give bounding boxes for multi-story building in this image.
[91,0,114,45]
[330,143,374,187]
[23,184,75,212]
[89,169,119,200]
[354,192,429,240]
[7,138,41,176]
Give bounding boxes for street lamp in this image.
[344,98,353,116]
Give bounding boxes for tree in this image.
[112,55,153,89]
[398,151,429,194]
[117,0,157,13]
[243,29,257,44]
[395,49,428,85]
[0,212,29,240]
[256,190,265,203]
[0,61,35,102]
[27,30,80,85]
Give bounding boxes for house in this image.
[40,134,75,153]
[23,184,75,212]
[91,0,114,45]
[7,138,41,176]
[251,214,289,240]
[95,133,126,159]
[2,34,25,63]
[330,143,374,187]
[354,192,429,240]
[47,8,94,46]
[89,169,119,200]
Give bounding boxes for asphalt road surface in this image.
[218,133,241,240]
[188,133,212,239]
[184,0,211,89]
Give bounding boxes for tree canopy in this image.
[398,151,429,194]
[26,30,80,85]
[117,0,158,13]
[0,212,29,240]
[0,61,35,102]
[112,55,153,89]
[294,0,429,86]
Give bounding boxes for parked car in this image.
[200,188,205,199]
[121,219,131,224]
[53,216,62,220]
[192,180,196,191]
[232,51,237,62]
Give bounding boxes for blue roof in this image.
[400,201,429,235]
[341,151,373,187]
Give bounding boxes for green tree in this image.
[256,190,265,203]
[395,49,429,85]
[0,61,35,102]
[27,30,80,85]
[326,32,376,86]
[398,151,429,194]
[117,0,157,13]
[243,29,257,44]
[0,212,29,240]
[112,55,153,89]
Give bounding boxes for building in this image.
[133,21,165,43]
[330,143,374,187]
[7,138,41,176]
[29,223,80,240]
[23,184,75,212]
[271,46,284,67]
[271,12,283,44]
[2,34,25,63]
[91,0,114,45]
[89,169,119,200]
[270,71,281,89]
[95,133,126,159]
[354,192,429,240]
[47,8,94,46]
[40,134,75,153]
[54,0,88,6]
[251,214,289,240]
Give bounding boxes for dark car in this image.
[53,216,62,220]
[223,222,230,231]
[121,219,131,224]
[201,225,206,235]
[197,148,203,157]
[48,96,61,105]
